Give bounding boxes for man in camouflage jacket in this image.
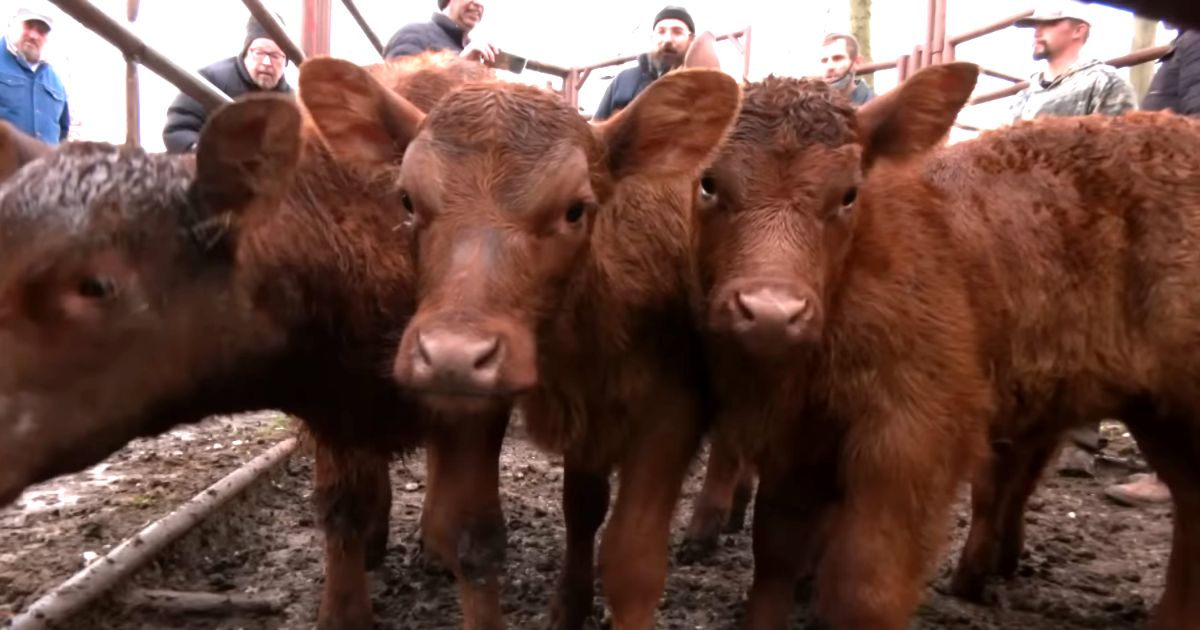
[1010,3,1136,479]
[1011,2,1136,122]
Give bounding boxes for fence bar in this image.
[980,66,1024,83]
[339,0,383,58]
[525,59,570,79]
[241,0,305,66]
[949,10,1034,46]
[47,0,232,111]
[930,0,948,65]
[741,26,752,82]
[123,0,140,147]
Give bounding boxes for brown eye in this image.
[400,191,414,212]
[565,201,587,224]
[78,276,116,299]
[841,187,858,208]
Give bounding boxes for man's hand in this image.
[460,39,498,64]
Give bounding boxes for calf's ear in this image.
[856,62,978,167]
[595,69,740,181]
[194,93,302,222]
[299,56,426,166]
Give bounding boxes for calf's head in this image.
[0,95,303,505]
[299,60,740,412]
[697,63,978,357]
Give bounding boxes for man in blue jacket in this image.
[0,6,69,145]
[593,6,695,122]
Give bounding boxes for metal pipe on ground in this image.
[240,0,306,66]
[46,0,231,111]
[6,437,298,630]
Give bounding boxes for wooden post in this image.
[302,0,332,57]
[124,0,139,147]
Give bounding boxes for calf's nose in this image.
[410,329,503,392]
[729,288,815,346]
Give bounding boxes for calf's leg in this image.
[743,474,830,630]
[550,465,611,630]
[421,411,510,630]
[951,430,1058,599]
[598,396,703,630]
[679,440,751,562]
[1126,412,1200,630]
[314,442,391,630]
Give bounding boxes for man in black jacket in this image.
[1142,27,1199,115]
[1102,25,1198,508]
[384,0,497,63]
[162,15,293,154]
[593,6,695,122]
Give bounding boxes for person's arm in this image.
[384,25,429,59]
[1093,74,1137,116]
[162,91,206,153]
[593,78,619,122]
[1176,31,1200,115]
[58,97,70,142]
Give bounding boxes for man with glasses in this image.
[163,13,293,154]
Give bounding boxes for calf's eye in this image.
[78,276,116,300]
[699,175,718,203]
[565,201,587,224]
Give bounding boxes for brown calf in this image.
[301,59,739,628]
[933,111,1200,630]
[0,53,506,630]
[692,64,991,629]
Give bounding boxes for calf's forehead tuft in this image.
[0,143,192,234]
[731,76,859,149]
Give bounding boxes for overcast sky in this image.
[15,0,1176,151]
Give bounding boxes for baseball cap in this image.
[13,7,53,31]
[1015,1,1095,27]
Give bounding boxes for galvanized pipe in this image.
[46,0,231,111]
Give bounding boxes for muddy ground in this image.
[0,416,1172,629]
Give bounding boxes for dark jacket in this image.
[0,38,70,145]
[384,13,466,59]
[162,56,293,154]
[1142,29,1200,115]
[847,77,876,107]
[593,54,662,122]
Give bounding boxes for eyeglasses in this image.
[248,48,286,64]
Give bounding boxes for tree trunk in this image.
[1130,17,1159,102]
[850,0,872,88]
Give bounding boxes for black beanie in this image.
[243,13,284,54]
[438,0,450,10]
[654,6,694,33]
